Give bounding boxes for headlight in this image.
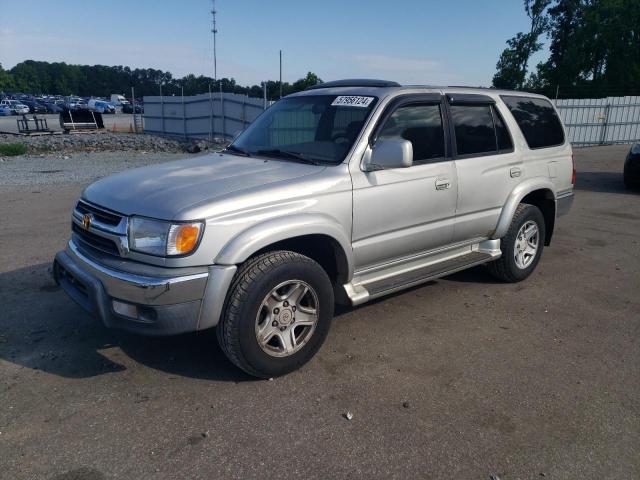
[129,217,203,256]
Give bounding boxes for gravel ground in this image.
[0,145,638,480]
[0,151,207,192]
[0,131,225,156]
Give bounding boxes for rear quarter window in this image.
[501,96,565,149]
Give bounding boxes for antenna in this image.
[211,0,218,81]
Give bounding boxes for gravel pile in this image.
[0,132,226,155]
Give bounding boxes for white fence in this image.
[143,92,266,140]
[554,96,640,147]
[143,92,640,147]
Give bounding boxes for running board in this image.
[343,240,501,306]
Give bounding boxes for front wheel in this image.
[216,250,334,378]
[488,203,545,283]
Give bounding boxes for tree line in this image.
[0,60,323,100]
[493,0,640,98]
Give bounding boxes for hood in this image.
[82,152,325,220]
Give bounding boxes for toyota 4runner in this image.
[54,79,575,378]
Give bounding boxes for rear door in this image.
[446,94,521,243]
[350,95,458,270]
[500,95,573,196]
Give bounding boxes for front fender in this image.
[492,177,556,239]
[214,213,354,280]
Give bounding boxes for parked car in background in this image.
[41,102,63,113]
[0,104,12,116]
[122,102,143,114]
[0,99,30,115]
[110,94,129,106]
[623,143,640,189]
[53,80,575,378]
[88,99,116,114]
[20,99,48,114]
[67,98,88,111]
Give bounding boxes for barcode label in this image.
[331,96,374,108]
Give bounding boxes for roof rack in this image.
[306,79,401,90]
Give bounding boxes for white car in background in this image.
[0,100,30,115]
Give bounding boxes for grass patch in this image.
[0,143,28,156]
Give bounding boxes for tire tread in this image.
[216,250,323,378]
[488,203,544,283]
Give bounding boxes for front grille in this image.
[72,223,120,256]
[76,200,122,226]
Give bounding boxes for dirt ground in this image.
[0,145,638,480]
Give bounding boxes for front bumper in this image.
[53,240,236,336]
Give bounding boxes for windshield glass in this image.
[230,95,378,164]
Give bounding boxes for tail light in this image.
[571,154,576,185]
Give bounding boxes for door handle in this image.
[435,178,451,190]
[510,167,522,178]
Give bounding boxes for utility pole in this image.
[279,50,283,99]
[211,0,218,82]
[211,0,224,139]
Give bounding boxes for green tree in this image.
[290,72,323,92]
[528,0,640,96]
[0,64,15,92]
[493,0,552,89]
[5,59,324,100]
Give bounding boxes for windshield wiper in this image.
[224,144,251,157]
[256,149,320,165]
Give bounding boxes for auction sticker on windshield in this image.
[331,96,374,108]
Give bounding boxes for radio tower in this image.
[211,0,218,81]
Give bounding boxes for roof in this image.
[291,79,548,100]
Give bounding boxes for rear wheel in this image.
[217,250,334,378]
[488,203,545,283]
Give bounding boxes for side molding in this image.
[492,178,556,240]
[214,213,354,280]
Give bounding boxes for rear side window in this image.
[450,104,514,156]
[450,105,496,155]
[501,96,564,149]
[377,104,445,164]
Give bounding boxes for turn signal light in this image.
[167,223,203,255]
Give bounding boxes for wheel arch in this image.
[493,179,556,245]
[214,213,354,286]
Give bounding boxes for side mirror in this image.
[363,139,413,171]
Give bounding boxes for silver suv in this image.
[54,79,575,377]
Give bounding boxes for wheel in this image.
[216,250,334,378]
[488,203,545,283]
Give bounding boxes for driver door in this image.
[350,97,458,270]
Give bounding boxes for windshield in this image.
[230,95,378,164]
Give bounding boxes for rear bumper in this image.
[556,191,574,217]
[53,241,236,336]
[624,160,640,184]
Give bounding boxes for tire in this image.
[488,203,546,283]
[216,250,334,378]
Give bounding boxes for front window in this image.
[229,95,378,165]
[377,104,446,164]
